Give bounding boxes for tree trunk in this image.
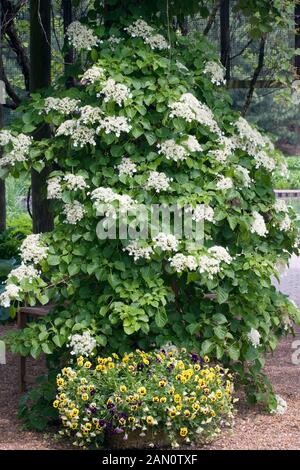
[30,0,53,233]
[295,3,300,76]
[0,2,6,232]
[62,0,74,88]
[220,0,230,81]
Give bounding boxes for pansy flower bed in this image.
[54,347,236,448]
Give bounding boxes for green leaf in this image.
[155,309,168,328]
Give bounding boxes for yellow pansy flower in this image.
[180,427,188,437]
[138,387,146,396]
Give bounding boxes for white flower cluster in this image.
[186,204,214,223]
[235,117,266,149]
[183,135,203,153]
[107,35,123,46]
[254,150,276,173]
[144,34,169,50]
[216,175,233,190]
[68,331,96,357]
[97,78,132,106]
[43,97,80,115]
[208,245,232,264]
[158,139,188,162]
[169,253,197,272]
[235,165,252,187]
[91,187,137,218]
[0,256,41,308]
[169,93,221,135]
[63,174,88,191]
[0,131,32,167]
[279,214,292,232]
[0,284,20,308]
[198,246,232,278]
[79,105,103,125]
[274,199,289,213]
[123,241,154,261]
[153,233,179,251]
[125,20,169,50]
[250,211,268,237]
[81,65,105,84]
[56,120,96,147]
[66,21,99,51]
[209,136,236,163]
[63,201,86,224]
[145,171,172,192]
[247,328,261,348]
[20,234,48,265]
[47,177,63,199]
[96,116,131,137]
[125,19,154,39]
[203,61,226,85]
[271,395,287,415]
[117,157,137,177]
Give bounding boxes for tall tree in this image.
[62,0,74,88]
[0,1,6,232]
[30,0,53,233]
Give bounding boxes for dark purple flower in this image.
[98,419,107,427]
[137,363,145,370]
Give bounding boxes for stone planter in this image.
[105,429,170,449]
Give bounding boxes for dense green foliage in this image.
[1,7,299,414]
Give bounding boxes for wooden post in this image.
[295,3,300,76]
[30,0,53,233]
[62,0,74,88]
[220,0,230,81]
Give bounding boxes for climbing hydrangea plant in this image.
[1,16,300,407]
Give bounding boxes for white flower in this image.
[235,165,252,187]
[79,105,103,125]
[250,211,268,237]
[182,135,203,153]
[145,171,172,192]
[63,174,88,191]
[144,34,169,50]
[198,255,220,278]
[56,120,96,147]
[190,205,214,223]
[8,264,39,282]
[117,157,137,176]
[43,97,80,115]
[20,234,48,264]
[66,21,99,51]
[123,241,154,261]
[63,201,86,224]
[96,116,131,137]
[0,131,32,167]
[124,19,154,39]
[210,136,236,163]
[68,331,96,357]
[279,214,292,232]
[235,117,266,149]
[47,177,62,199]
[90,187,137,218]
[81,65,105,84]
[153,233,178,251]
[158,139,188,162]
[254,150,276,173]
[271,395,287,415]
[169,253,197,272]
[274,199,289,213]
[203,61,226,86]
[107,35,123,46]
[247,328,261,348]
[169,93,221,135]
[208,246,232,264]
[97,78,132,106]
[0,284,20,308]
[216,176,233,190]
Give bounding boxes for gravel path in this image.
[1,258,300,450]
